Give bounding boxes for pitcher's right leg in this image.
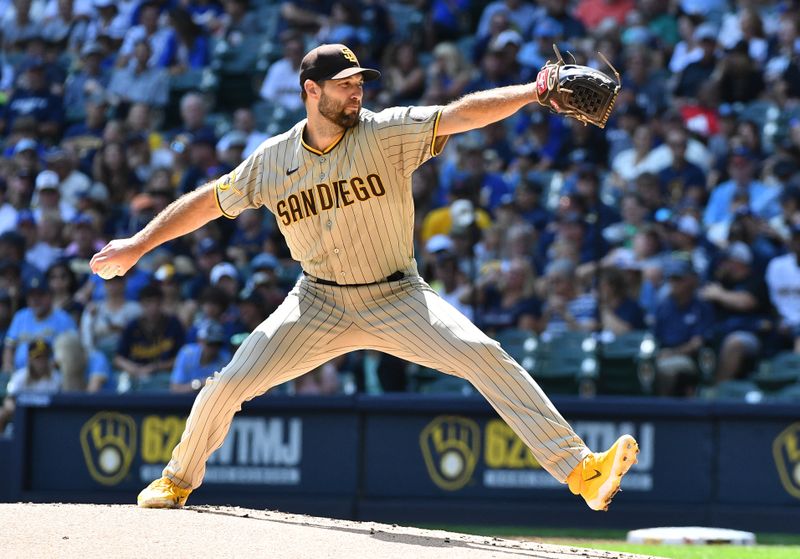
[138,281,350,508]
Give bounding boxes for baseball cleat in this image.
[137,477,192,509]
[566,434,639,511]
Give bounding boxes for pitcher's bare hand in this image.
[90,239,143,279]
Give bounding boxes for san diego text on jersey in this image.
[275,173,386,226]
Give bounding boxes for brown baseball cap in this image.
[299,44,380,87]
[28,338,51,359]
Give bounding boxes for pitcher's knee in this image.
[456,332,502,354]
[444,336,510,377]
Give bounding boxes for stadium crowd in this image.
[2,0,800,430]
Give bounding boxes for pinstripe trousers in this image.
[164,275,590,489]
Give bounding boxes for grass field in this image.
[420,525,800,559]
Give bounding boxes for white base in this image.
[626,526,756,546]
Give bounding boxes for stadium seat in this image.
[406,364,474,395]
[210,33,267,109]
[766,382,800,402]
[265,106,307,136]
[418,374,474,396]
[169,69,208,93]
[127,371,173,392]
[218,34,264,75]
[596,331,657,396]
[493,328,537,364]
[753,351,800,392]
[406,364,441,393]
[699,380,763,402]
[524,332,597,395]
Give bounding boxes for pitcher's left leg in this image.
[352,278,588,482]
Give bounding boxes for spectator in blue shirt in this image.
[726,208,781,275]
[119,1,173,69]
[62,93,109,168]
[170,92,216,143]
[188,0,224,31]
[170,320,231,393]
[161,9,210,72]
[114,283,185,382]
[437,140,511,210]
[465,45,518,94]
[658,129,707,207]
[539,0,586,40]
[476,257,541,334]
[2,276,77,373]
[674,23,719,100]
[512,177,552,232]
[517,18,564,80]
[0,230,41,291]
[185,285,238,344]
[541,259,598,336]
[185,238,224,300]
[108,39,170,108]
[700,242,772,384]
[476,0,538,38]
[703,147,781,228]
[654,257,714,396]
[227,209,270,265]
[573,163,621,231]
[598,266,646,336]
[538,207,608,271]
[1,57,65,141]
[63,42,111,124]
[53,330,113,393]
[666,215,714,282]
[429,0,470,42]
[511,109,566,172]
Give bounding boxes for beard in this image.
[318,91,360,129]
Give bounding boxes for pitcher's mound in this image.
[0,503,661,559]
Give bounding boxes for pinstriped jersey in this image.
[214,105,448,284]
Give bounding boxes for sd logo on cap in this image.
[299,43,381,87]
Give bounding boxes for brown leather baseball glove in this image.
[535,45,621,129]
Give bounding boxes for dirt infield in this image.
[0,503,662,559]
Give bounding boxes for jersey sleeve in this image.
[213,144,266,219]
[369,106,449,178]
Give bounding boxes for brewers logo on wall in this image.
[420,416,480,491]
[773,422,800,499]
[80,412,137,486]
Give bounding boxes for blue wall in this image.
[2,393,799,532]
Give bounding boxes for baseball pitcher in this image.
[90,44,636,512]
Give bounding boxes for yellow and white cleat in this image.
[137,477,192,509]
[567,434,639,511]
